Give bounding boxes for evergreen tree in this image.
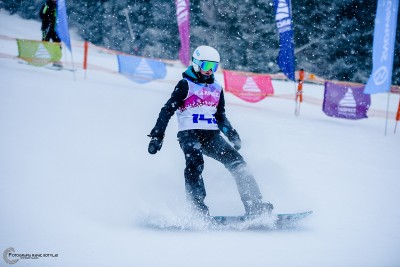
[0,0,398,84]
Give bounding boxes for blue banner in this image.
[117,55,167,84]
[364,0,399,94]
[56,0,71,51]
[273,0,295,81]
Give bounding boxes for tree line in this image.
[1,0,399,85]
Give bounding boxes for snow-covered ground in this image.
[1,11,399,267]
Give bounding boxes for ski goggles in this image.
[192,58,219,72]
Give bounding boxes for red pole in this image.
[296,69,304,103]
[83,41,89,79]
[295,69,305,116]
[395,98,400,134]
[396,98,400,121]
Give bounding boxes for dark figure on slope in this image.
[39,0,62,68]
[148,45,273,217]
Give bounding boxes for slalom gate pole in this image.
[394,97,400,134]
[294,82,301,116]
[69,48,76,81]
[384,91,391,136]
[124,9,136,42]
[83,41,88,80]
[294,81,298,115]
[295,69,304,116]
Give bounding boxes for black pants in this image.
[177,129,263,208]
[42,29,61,42]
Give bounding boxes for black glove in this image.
[148,135,164,154]
[227,129,241,150]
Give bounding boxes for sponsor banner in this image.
[273,0,295,81]
[17,39,62,66]
[117,55,167,84]
[56,0,72,51]
[323,81,371,120]
[175,0,190,66]
[364,0,399,94]
[223,70,274,103]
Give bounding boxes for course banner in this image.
[364,0,398,94]
[175,0,190,66]
[323,81,371,120]
[17,39,62,66]
[273,0,295,81]
[117,55,167,84]
[223,70,274,103]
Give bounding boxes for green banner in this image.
[17,39,62,66]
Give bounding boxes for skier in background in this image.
[148,45,274,217]
[39,0,62,68]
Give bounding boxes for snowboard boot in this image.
[189,197,210,217]
[244,200,274,218]
[52,61,63,69]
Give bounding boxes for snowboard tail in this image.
[211,210,313,228]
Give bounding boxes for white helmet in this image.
[192,45,220,73]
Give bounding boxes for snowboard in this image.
[18,61,76,72]
[45,65,77,72]
[146,211,313,231]
[211,210,313,229]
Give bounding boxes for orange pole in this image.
[394,98,400,133]
[83,41,88,70]
[296,69,304,102]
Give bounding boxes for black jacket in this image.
[40,0,57,31]
[149,66,236,139]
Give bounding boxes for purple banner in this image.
[175,0,190,66]
[323,81,371,120]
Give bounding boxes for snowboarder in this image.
[148,45,273,217]
[39,0,62,68]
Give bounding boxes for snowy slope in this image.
[0,11,400,267]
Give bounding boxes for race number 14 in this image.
[192,114,217,124]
